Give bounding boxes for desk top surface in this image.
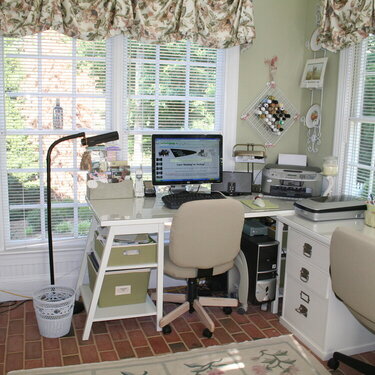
[278,214,375,245]
[88,195,296,226]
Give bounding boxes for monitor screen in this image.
[152,134,223,186]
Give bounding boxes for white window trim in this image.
[332,47,354,195]
[0,38,239,253]
[222,46,239,171]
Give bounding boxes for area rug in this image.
[8,335,329,375]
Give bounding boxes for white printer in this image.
[261,164,322,198]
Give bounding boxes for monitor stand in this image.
[169,185,188,194]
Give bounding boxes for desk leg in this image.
[270,219,283,315]
[156,223,164,331]
[75,218,97,300]
[82,226,114,340]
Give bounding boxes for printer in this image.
[261,163,322,198]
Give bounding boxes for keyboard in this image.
[162,191,226,209]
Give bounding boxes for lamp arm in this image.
[46,132,85,285]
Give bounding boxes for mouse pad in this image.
[241,199,279,210]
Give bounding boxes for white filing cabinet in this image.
[280,224,375,360]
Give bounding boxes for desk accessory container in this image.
[94,232,157,266]
[87,253,150,307]
[86,179,133,199]
[365,204,375,227]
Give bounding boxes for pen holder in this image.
[365,204,375,227]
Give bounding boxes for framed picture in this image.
[300,57,328,89]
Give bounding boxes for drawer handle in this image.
[123,249,140,256]
[300,291,310,304]
[300,267,309,282]
[303,243,312,258]
[295,304,308,317]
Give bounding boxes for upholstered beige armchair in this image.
[328,226,375,373]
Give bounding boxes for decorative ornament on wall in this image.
[241,82,299,146]
[241,57,299,146]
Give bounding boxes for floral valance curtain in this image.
[319,0,374,52]
[0,0,256,49]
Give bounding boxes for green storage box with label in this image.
[87,253,151,307]
[94,232,157,267]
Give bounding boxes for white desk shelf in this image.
[80,285,157,322]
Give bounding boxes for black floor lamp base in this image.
[73,300,85,314]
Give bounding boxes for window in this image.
[122,39,225,176]
[335,35,375,198]
[0,32,231,249]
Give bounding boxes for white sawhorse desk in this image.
[76,195,295,340]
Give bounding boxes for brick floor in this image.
[0,299,374,374]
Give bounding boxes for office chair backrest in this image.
[330,226,375,333]
[169,199,244,270]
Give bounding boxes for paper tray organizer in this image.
[86,179,133,200]
[232,144,266,164]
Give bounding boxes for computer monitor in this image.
[152,134,223,186]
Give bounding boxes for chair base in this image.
[327,351,375,374]
[154,278,238,336]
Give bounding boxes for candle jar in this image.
[322,156,338,176]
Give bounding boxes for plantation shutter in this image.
[0,30,112,244]
[123,39,225,178]
[343,36,375,198]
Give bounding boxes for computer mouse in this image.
[253,198,265,208]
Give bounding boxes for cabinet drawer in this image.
[287,228,329,272]
[282,276,328,347]
[95,234,157,267]
[286,252,329,299]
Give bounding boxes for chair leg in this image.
[159,301,189,328]
[151,292,186,304]
[198,296,238,307]
[193,300,215,332]
[328,352,375,374]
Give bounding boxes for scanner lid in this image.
[294,195,366,213]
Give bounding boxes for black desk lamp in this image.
[46,131,119,313]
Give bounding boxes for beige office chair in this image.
[328,227,375,374]
[159,198,244,338]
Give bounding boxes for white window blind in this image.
[123,39,225,177]
[343,36,375,198]
[0,30,112,244]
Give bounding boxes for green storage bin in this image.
[94,233,157,267]
[87,253,151,308]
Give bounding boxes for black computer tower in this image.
[241,233,279,305]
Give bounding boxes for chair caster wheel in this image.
[203,328,213,338]
[237,307,246,315]
[327,357,339,370]
[223,307,232,315]
[162,325,172,335]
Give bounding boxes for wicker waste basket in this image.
[33,285,75,338]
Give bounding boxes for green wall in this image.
[236,0,339,174]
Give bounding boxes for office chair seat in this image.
[155,199,244,338]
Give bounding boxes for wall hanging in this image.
[301,26,327,153]
[241,81,299,147]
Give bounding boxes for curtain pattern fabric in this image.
[0,0,255,48]
[319,0,374,52]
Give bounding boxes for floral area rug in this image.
[8,335,329,375]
